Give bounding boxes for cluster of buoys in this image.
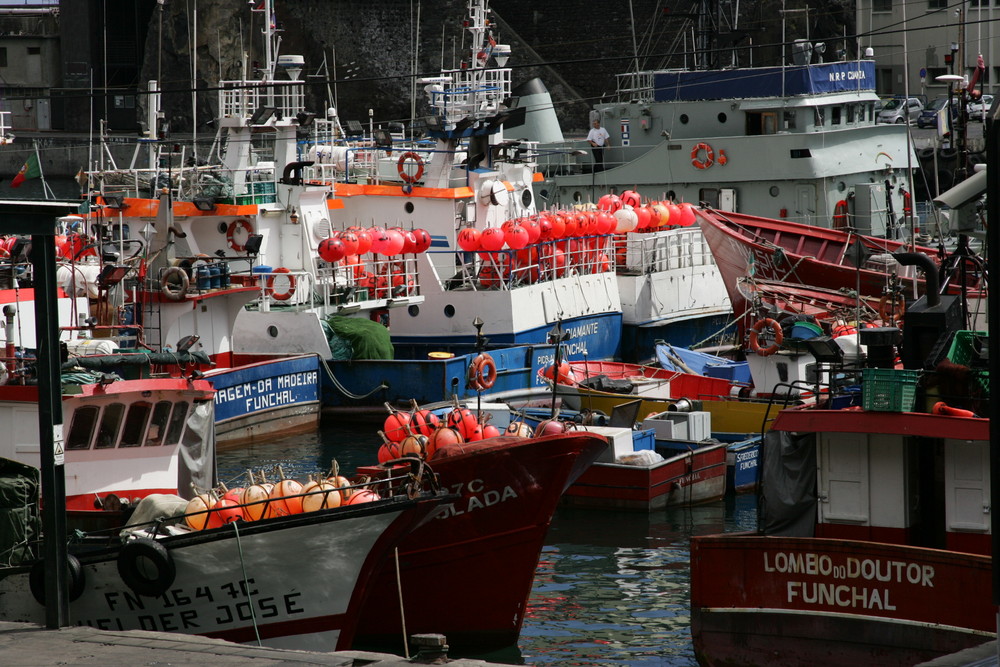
[183,465,376,531]
[541,361,579,386]
[378,397,538,461]
[318,226,431,263]
[597,190,698,232]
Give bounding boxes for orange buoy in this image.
[301,478,342,512]
[536,419,576,437]
[932,402,976,418]
[346,489,381,505]
[184,491,216,531]
[207,497,243,529]
[241,480,271,521]
[267,472,303,517]
[427,424,464,455]
[383,403,412,443]
[399,424,429,458]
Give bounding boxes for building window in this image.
[927,0,947,7]
[26,46,40,56]
[927,67,948,85]
[0,48,6,68]
[872,0,891,11]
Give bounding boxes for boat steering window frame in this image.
[165,401,190,446]
[66,405,101,450]
[746,111,778,136]
[95,403,125,449]
[119,401,153,448]
[146,401,174,447]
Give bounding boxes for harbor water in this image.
[215,415,759,666]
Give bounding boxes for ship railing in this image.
[218,78,305,124]
[429,67,512,126]
[613,227,716,274]
[439,235,615,292]
[615,71,655,103]
[238,257,422,311]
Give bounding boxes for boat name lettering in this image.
[786,581,895,611]
[673,472,702,488]
[735,450,757,464]
[82,580,306,632]
[435,479,518,519]
[214,371,317,406]
[829,70,866,82]
[763,551,935,587]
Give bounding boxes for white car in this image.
[968,94,994,121]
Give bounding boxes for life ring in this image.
[226,219,254,252]
[691,143,714,170]
[29,554,86,605]
[748,317,783,356]
[832,199,849,229]
[468,354,486,391]
[476,354,497,390]
[117,538,176,597]
[397,152,424,184]
[902,189,912,216]
[266,267,296,301]
[160,266,189,301]
[878,294,905,324]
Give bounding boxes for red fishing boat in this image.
[690,356,993,665]
[351,431,607,652]
[696,207,986,329]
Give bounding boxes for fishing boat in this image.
[691,397,992,665]
[523,3,916,353]
[690,266,993,665]
[696,207,988,333]
[0,458,447,653]
[350,427,608,652]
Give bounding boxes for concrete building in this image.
[0,5,60,130]
[857,1,997,101]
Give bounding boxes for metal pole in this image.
[985,94,1000,647]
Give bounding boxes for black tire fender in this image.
[117,538,176,597]
[29,554,85,605]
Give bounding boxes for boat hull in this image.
[352,432,607,652]
[691,535,995,667]
[209,354,321,447]
[0,497,439,652]
[563,441,727,511]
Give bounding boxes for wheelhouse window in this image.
[95,403,125,449]
[783,109,796,129]
[146,401,173,446]
[119,401,152,448]
[66,406,100,450]
[831,106,842,125]
[813,107,825,126]
[699,188,720,208]
[746,111,778,135]
[165,401,190,445]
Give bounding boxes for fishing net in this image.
[325,316,393,360]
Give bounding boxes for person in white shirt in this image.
[587,119,611,171]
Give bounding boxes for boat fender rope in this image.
[748,317,783,356]
[117,538,176,597]
[226,219,254,252]
[397,152,424,184]
[231,520,263,646]
[691,143,714,170]
[160,266,189,301]
[30,554,86,605]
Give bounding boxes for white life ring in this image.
[160,266,189,301]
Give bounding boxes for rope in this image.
[318,354,388,400]
[231,520,262,647]
[394,547,410,659]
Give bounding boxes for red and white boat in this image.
[691,389,994,665]
[696,207,987,331]
[351,430,607,652]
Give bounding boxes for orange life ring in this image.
[226,219,254,252]
[691,143,714,169]
[878,294,905,324]
[476,354,497,390]
[832,200,849,230]
[468,354,485,391]
[266,267,296,301]
[397,152,424,184]
[748,317,783,356]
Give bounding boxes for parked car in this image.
[968,94,994,121]
[877,96,924,124]
[916,97,958,129]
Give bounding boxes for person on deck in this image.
[587,119,611,172]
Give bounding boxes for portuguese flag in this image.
[11,154,40,188]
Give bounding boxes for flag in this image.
[11,154,40,188]
[936,105,950,139]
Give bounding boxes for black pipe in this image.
[891,252,940,307]
[281,160,315,185]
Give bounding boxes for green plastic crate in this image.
[862,368,920,412]
[946,330,989,396]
